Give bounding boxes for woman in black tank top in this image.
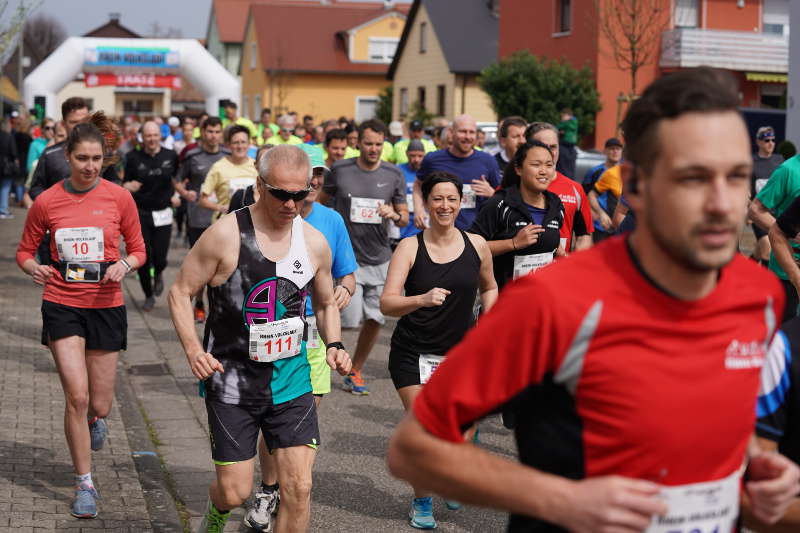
[379,172,497,528]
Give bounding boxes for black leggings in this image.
[782,279,799,324]
[138,210,172,297]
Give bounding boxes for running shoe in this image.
[445,500,462,510]
[88,417,107,451]
[70,482,99,518]
[0,213,14,220]
[142,296,155,312]
[153,274,164,296]
[342,370,369,395]
[194,307,206,323]
[244,488,280,532]
[198,498,230,532]
[409,497,436,530]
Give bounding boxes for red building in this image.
[500,0,789,148]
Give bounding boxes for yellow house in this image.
[241,3,407,122]
[388,0,497,123]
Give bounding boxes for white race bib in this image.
[646,469,740,533]
[229,177,256,194]
[54,227,104,262]
[306,316,320,349]
[755,178,768,195]
[461,184,476,209]
[513,252,554,279]
[350,197,383,224]
[406,192,414,213]
[419,354,444,384]
[248,317,304,363]
[152,207,174,227]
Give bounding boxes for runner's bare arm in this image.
[745,434,800,525]
[588,190,611,230]
[393,202,409,227]
[751,198,777,232]
[333,273,356,310]
[769,223,800,293]
[168,215,237,379]
[468,234,498,313]
[389,414,667,532]
[380,237,432,317]
[612,200,629,230]
[307,227,351,375]
[742,438,800,532]
[412,179,426,230]
[198,192,225,213]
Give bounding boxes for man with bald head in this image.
[123,120,179,311]
[412,114,500,230]
[169,144,351,532]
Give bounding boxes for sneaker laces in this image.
[350,371,366,387]
[76,482,100,500]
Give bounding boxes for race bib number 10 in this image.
[350,197,383,224]
[248,317,304,363]
[645,469,740,533]
[54,227,104,262]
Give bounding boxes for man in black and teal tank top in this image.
[168,145,352,532]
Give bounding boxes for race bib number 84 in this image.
[54,227,104,262]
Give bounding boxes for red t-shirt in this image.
[16,179,147,308]
[548,171,593,251]
[414,237,783,531]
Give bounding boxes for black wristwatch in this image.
[326,341,345,351]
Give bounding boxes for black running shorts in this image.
[205,392,320,464]
[41,300,127,351]
[388,344,423,390]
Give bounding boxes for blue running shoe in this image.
[71,482,99,518]
[409,497,436,529]
[89,417,107,451]
[445,500,462,510]
[342,370,369,396]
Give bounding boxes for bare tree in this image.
[0,0,41,65]
[595,0,669,97]
[147,21,183,39]
[23,14,66,70]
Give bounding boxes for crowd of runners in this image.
[7,66,800,532]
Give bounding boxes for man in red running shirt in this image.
[388,67,800,532]
[524,122,593,252]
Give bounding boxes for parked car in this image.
[574,147,606,184]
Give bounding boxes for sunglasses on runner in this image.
[260,180,311,202]
[761,138,776,143]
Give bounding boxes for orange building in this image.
[500,0,789,148]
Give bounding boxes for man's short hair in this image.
[358,119,387,140]
[225,124,251,144]
[525,122,558,141]
[222,99,237,110]
[202,116,222,130]
[325,129,347,146]
[621,67,739,175]
[303,115,313,122]
[756,126,775,140]
[499,116,528,138]
[258,144,310,182]
[261,107,272,115]
[62,97,88,120]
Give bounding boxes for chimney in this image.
[109,12,121,24]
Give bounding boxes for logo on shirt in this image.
[547,220,560,230]
[724,340,766,369]
[376,182,388,188]
[292,260,303,275]
[558,194,577,205]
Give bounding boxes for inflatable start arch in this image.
[23,37,240,118]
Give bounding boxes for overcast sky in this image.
[16,0,412,39]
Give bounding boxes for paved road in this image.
[0,201,760,533]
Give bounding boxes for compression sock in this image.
[75,472,93,488]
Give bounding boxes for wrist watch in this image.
[326,341,345,351]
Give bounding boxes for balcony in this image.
[660,28,788,73]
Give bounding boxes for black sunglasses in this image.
[761,138,776,143]
[260,180,311,202]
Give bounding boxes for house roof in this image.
[212,0,409,44]
[250,3,406,74]
[83,16,141,38]
[387,0,498,79]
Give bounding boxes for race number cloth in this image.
[151,207,174,227]
[419,354,444,384]
[646,469,740,533]
[350,197,383,224]
[461,184,476,209]
[54,227,104,262]
[229,177,256,194]
[249,317,305,363]
[513,252,554,279]
[306,316,320,349]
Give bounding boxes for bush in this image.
[479,51,601,137]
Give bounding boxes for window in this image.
[368,38,399,63]
[760,84,786,109]
[763,0,789,36]
[417,86,426,111]
[122,99,153,114]
[436,84,445,116]
[400,87,409,116]
[356,96,378,122]
[556,0,571,33]
[243,95,249,119]
[419,21,427,53]
[674,0,699,28]
[250,42,256,70]
[254,94,262,122]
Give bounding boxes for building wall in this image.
[350,12,406,62]
[391,4,455,120]
[206,12,227,70]
[705,0,761,31]
[241,17,269,119]
[452,75,496,122]
[56,82,116,116]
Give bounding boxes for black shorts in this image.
[41,301,127,351]
[187,226,207,247]
[753,224,768,240]
[205,392,320,463]
[389,344,424,390]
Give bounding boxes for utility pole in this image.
[17,31,22,116]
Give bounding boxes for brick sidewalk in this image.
[0,205,175,532]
